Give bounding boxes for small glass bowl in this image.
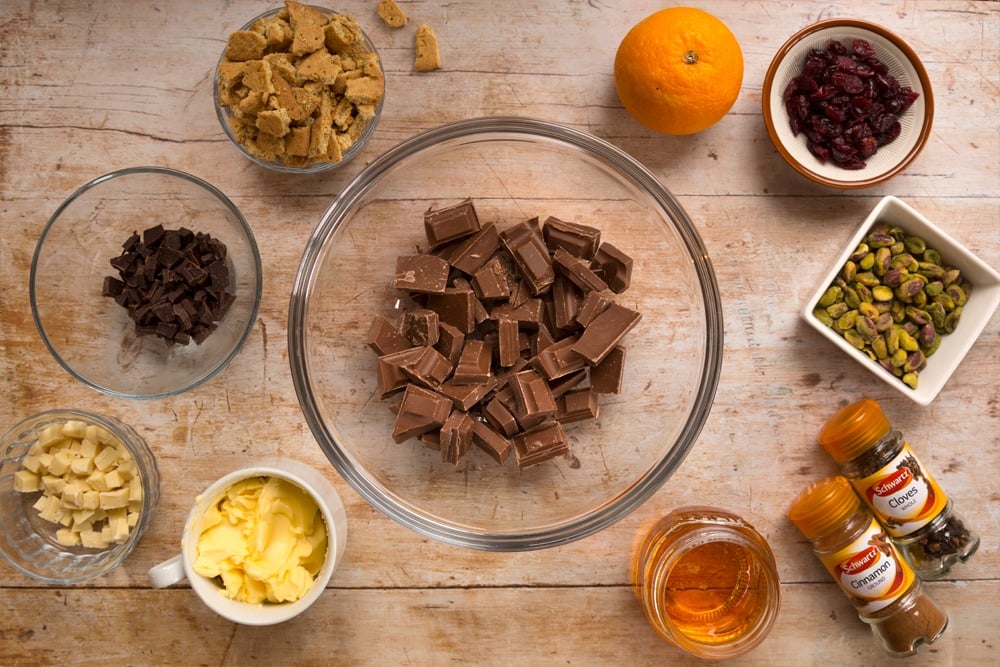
[762,18,933,189]
[0,409,161,584]
[30,167,262,399]
[213,5,385,174]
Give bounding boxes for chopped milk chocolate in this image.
[103,224,234,346]
[217,1,383,168]
[367,201,638,468]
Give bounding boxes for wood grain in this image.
[1,1,998,665]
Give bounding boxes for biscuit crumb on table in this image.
[216,0,384,168]
[414,24,441,72]
[377,0,408,28]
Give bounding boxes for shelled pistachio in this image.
[812,222,973,389]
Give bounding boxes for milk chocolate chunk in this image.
[499,219,555,295]
[376,346,424,398]
[393,253,450,293]
[438,373,497,411]
[440,409,474,464]
[452,339,493,385]
[490,297,544,328]
[471,256,511,301]
[366,314,410,355]
[531,335,587,380]
[575,290,612,327]
[548,368,589,399]
[472,421,512,465]
[434,321,465,366]
[450,222,500,275]
[403,308,440,347]
[553,248,609,293]
[571,303,641,365]
[590,345,626,394]
[513,420,569,469]
[427,288,477,333]
[400,345,453,389]
[590,242,633,294]
[497,317,520,367]
[510,369,558,424]
[542,216,601,260]
[551,276,580,331]
[556,388,600,424]
[424,198,481,248]
[392,383,452,443]
[484,396,520,437]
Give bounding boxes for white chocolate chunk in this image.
[13,469,41,492]
[56,528,82,547]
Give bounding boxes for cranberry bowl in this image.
[762,18,933,189]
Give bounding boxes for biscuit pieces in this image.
[217,1,383,167]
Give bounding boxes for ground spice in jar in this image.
[788,476,947,657]
[817,399,979,579]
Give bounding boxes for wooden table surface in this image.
[2,1,998,665]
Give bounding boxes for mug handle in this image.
[148,554,186,589]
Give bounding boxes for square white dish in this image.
[801,195,1000,405]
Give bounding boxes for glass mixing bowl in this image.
[288,117,723,550]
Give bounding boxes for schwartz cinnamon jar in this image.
[818,399,979,579]
[788,476,947,657]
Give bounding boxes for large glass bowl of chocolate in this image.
[30,167,262,399]
[289,117,724,550]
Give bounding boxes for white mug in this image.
[148,457,347,625]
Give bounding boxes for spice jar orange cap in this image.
[817,399,891,463]
[787,476,860,539]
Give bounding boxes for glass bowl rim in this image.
[212,4,386,174]
[287,116,724,551]
[29,165,263,400]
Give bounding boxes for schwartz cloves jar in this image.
[818,399,979,579]
[630,507,781,660]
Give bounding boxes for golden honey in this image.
[631,507,780,660]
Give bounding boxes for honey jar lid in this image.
[817,399,891,463]
[787,476,860,539]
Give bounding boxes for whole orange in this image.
[614,7,744,135]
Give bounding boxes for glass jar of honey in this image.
[630,506,781,660]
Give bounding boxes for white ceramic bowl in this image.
[148,458,347,625]
[802,196,1000,405]
[763,19,933,189]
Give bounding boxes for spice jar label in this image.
[851,445,947,538]
[819,519,915,614]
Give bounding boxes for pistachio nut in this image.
[818,285,842,308]
[904,235,927,255]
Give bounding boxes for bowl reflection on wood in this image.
[288,117,724,551]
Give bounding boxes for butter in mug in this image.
[193,476,327,604]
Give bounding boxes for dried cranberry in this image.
[852,39,877,58]
[781,38,917,169]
